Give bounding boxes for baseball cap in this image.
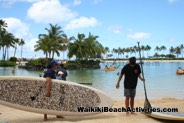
[49,60,59,67]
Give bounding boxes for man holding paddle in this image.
[116,57,145,115]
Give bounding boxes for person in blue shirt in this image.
[43,60,63,120]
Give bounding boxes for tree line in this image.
[1,19,184,61]
[0,19,25,61]
[104,45,184,59]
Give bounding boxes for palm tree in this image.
[46,24,68,59]
[112,48,118,59]
[133,46,138,57]
[85,32,104,59]
[0,19,7,34]
[68,33,104,61]
[174,46,181,58]
[1,31,15,60]
[35,35,51,59]
[120,48,125,58]
[145,45,151,58]
[155,46,160,54]
[117,47,122,58]
[141,45,146,58]
[68,33,86,61]
[169,46,175,59]
[0,20,8,56]
[13,38,20,57]
[19,39,25,59]
[104,47,109,59]
[160,46,167,55]
[36,24,68,59]
[180,44,184,58]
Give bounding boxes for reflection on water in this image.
[0,62,184,100]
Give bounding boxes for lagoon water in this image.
[0,62,184,100]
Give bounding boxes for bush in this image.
[26,58,50,66]
[9,57,17,62]
[0,61,16,67]
[65,60,100,70]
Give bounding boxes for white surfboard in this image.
[145,107,184,121]
[0,76,113,116]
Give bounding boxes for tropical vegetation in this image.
[0,19,25,66]
[1,19,184,69]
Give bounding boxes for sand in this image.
[0,98,184,123]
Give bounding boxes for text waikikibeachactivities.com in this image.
[77,107,178,113]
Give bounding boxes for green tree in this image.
[180,44,184,58]
[35,35,51,59]
[145,45,151,58]
[1,31,15,60]
[68,33,86,61]
[19,39,25,59]
[104,47,109,59]
[35,24,68,60]
[68,33,104,61]
[13,38,20,57]
[174,46,181,58]
[160,46,167,55]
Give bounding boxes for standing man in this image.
[43,60,63,120]
[116,57,145,114]
[57,64,68,81]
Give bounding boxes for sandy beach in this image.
[0,98,183,123]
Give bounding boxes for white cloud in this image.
[2,18,30,39]
[168,0,178,4]
[168,38,176,42]
[1,17,37,52]
[65,17,98,30]
[108,25,123,34]
[73,0,82,6]
[128,32,151,40]
[27,0,77,24]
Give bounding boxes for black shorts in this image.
[124,89,136,97]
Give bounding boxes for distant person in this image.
[43,60,63,120]
[105,65,109,69]
[57,64,68,81]
[116,57,145,115]
[56,71,64,80]
[12,66,16,75]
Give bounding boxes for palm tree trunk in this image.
[21,45,23,58]
[52,51,54,59]
[4,47,7,61]
[2,46,5,60]
[7,47,9,60]
[14,45,17,57]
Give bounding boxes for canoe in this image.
[103,67,115,71]
[176,69,184,75]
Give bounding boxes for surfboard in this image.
[0,76,113,116]
[145,107,184,121]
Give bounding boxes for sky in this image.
[0,0,184,59]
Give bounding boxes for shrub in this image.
[9,57,17,62]
[0,61,16,67]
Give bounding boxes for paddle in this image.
[137,42,152,114]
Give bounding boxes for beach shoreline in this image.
[0,98,183,123]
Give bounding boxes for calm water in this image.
[0,62,184,100]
